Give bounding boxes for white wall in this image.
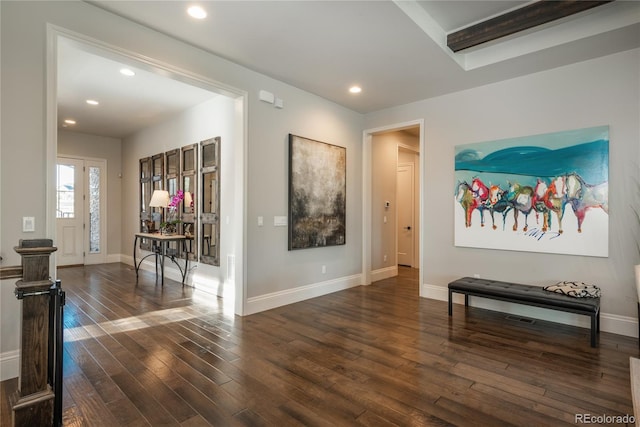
[57,130,122,259]
[365,48,640,335]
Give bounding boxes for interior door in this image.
[397,163,414,267]
[56,157,85,266]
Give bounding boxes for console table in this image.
[133,232,189,287]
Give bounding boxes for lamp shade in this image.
[149,190,170,208]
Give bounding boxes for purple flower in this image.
[168,190,185,209]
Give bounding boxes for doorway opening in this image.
[362,120,423,291]
[47,27,248,315]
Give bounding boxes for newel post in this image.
[10,239,57,426]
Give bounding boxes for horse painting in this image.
[543,176,568,234]
[565,172,608,233]
[506,182,534,232]
[533,179,551,231]
[455,181,477,228]
[487,184,511,230]
[454,125,609,257]
[471,177,490,227]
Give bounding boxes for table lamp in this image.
[149,190,169,233]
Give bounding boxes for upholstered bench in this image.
[448,277,601,347]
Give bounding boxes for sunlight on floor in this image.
[64,287,233,342]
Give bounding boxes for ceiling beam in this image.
[447,1,614,52]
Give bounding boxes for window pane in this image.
[56,164,74,218]
[89,166,100,253]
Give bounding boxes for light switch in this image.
[258,216,264,226]
[23,217,35,232]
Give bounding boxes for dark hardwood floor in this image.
[2,263,637,426]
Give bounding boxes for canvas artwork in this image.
[289,134,346,250]
[454,125,609,257]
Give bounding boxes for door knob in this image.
[403,226,411,230]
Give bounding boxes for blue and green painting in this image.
[454,125,609,257]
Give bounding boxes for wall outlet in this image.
[473,273,480,278]
[383,255,387,262]
[321,265,326,274]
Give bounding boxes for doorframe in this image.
[45,25,249,315]
[362,119,424,291]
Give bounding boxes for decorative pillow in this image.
[543,281,601,298]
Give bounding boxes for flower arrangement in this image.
[161,190,184,234]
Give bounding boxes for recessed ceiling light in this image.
[187,5,207,19]
[120,68,135,77]
[86,99,99,106]
[349,86,362,94]
[64,119,76,125]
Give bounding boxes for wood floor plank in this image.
[1,264,636,426]
[64,372,123,427]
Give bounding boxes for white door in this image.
[56,157,107,266]
[56,157,85,266]
[397,163,414,266]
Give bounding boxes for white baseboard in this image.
[245,274,362,315]
[421,283,637,338]
[106,254,121,263]
[371,266,398,283]
[0,350,19,381]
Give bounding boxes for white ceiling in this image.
[59,0,640,138]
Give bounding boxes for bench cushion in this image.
[543,281,601,298]
[448,277,599,314]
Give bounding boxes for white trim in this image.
[46,24,248,316]
[0,350,20,381]
[422,283,638,338]
[244,274,362,315]
[371,266,398,283]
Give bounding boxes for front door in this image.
[56,157,85,266]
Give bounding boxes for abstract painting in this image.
[289,134,346,250]
[454,126,609,257]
